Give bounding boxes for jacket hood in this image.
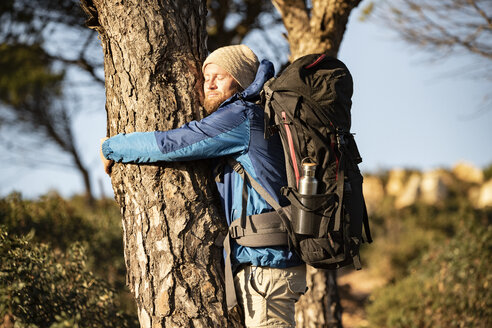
[239,59,274,101]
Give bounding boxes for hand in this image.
[100,137,114,175]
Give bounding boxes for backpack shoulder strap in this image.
[261,77,276,139]
[227,158,282,212]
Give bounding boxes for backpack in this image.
[228,53,372,271]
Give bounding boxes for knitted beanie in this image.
[202,45,259,89]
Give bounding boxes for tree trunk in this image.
[296,266,342,328]
[271,0,362,327]
[80,1,241,327]
[272,0,362,61]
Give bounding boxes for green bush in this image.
[0,192,135,319]
[0,194,126,279]
[0,226,138,328]
[365,212,492,328]
[0,192,94,251]
[362,189,474,282]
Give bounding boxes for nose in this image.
[206,77,217,90]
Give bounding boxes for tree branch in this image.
[468,0,492,26]
[379,0,492,61]
[45,52,105,84]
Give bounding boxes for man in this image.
[101,45,306,327]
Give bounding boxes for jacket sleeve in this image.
[102,104,250,163]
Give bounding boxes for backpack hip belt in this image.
[229,209,289,247]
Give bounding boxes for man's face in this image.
[203,63,240,114]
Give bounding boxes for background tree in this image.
[273,0,362,61]
[0,0,103,202]
[0,0,102,81]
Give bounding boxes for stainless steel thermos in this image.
[293,162,319,235]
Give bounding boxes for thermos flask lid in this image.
[302,162,316,176]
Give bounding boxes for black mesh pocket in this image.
[282,187,337,236]
[299,231,345,266]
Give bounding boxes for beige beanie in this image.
[202,45,259,89]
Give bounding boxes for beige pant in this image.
[234,264,307,328]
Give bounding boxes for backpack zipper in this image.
[282,111,300,188]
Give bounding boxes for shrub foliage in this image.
[0,226,138,327]
[362,168,492,328]
[0,192,137,327]
[366,215,491,327]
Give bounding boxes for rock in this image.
[452,161,484,184]
[386,169,406,197]
[468,186,481,208]
[395,173,421,209]
[363,176,385,214]
[477,179,492,208]
[420,170,448,205]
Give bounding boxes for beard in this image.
[204,96,226,114]
[203,84,241,114]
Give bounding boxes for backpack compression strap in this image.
[362,200,373,243]
[335,131,373,244]
[334,130,347,232]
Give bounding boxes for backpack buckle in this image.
[230,225,245,239]
[265,125,279,138]
[232,162,244,174]
[336,128,347,146]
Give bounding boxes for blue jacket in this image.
[103,59,302,269]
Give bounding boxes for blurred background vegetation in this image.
[354,162,492,327]
[1,163,491,327]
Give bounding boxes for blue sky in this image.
[339,12,492,173]
[1,5,491,199]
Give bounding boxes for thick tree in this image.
[79,0,241,327]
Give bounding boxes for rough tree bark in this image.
[273,0,362,61]
[80,0,242,327]
[271,1,362,327]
